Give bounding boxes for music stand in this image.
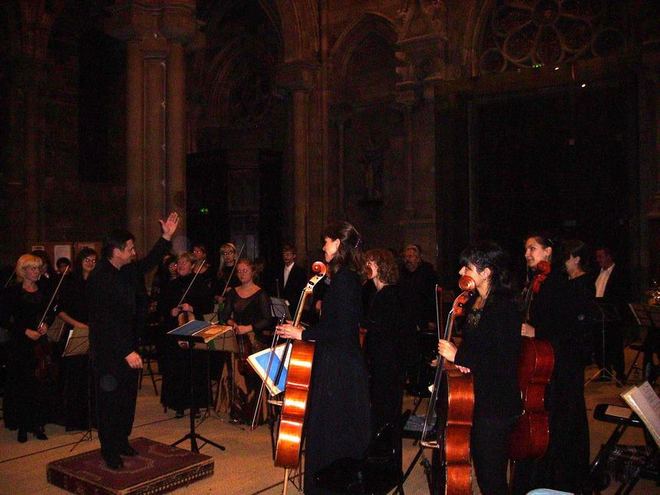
[168,320,228,453]
[61,327,94,452]
[586,301,622,386]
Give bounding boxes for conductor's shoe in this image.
[120,445,138,457]
[32,427,48,440]
[103,455,124,470]
[17,429,27,443]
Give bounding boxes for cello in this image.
[509,260,555,460]
[273,261,326,468]
[420,277,475,495]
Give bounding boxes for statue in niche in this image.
[360,134,386,202]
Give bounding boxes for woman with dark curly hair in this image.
[362,248,406,468]
[437,241,521,495]
[277,221,370,493]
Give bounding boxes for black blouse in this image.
[454,293,522,419]
[218,287,272,340]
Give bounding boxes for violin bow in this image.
[176,258,206,309]
[37,265,70,329]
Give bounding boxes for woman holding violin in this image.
[512,234,590,494]
[160,252,214,418]
[56,247,97,430]
[218,258,271,421]
[276,221,370,494]
[0,254,55,442]
[437,241,521,495]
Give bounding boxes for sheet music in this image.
[621,381,660,447]
[604,404,633,420]
[62,327,89,357]
[247,344,290,396]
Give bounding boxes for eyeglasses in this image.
[83,258,97,264]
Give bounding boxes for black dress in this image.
[362,284,405,466]
[0,284,54,433]
[218,287,272,422]
[301,267,371,494]
[159,273,214,413]
[453,293,522,495]
[57,275,93,430]
[513,269,591,494]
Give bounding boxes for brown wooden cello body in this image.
[274,261,327,469]
[420,277,476,495]
[509,260,555,460]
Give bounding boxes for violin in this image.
[421,276,476,495]
[509,260,554,461]
[34,266,69,382]
[235,328,254,377]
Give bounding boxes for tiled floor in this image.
[0,360,656,494]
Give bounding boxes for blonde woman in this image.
[0,254,54,442]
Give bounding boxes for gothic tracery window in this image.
[479,0,627,74]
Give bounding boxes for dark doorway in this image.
[187,150,229,264]
[472,79,635,282]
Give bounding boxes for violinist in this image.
[160,252,214,418]
[512,234,589,495]
[437,242,521,495]
[215,242,240,304]
[191,243,214,290]
[218,258,271,422]
[0,254,55,442]
[362,248,406,468]
[56,247,97,430]
[276,221,370,494]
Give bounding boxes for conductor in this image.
[88,212,180,469]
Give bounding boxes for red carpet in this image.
[47,437,214,495]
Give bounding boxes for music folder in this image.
[167,319,233,345]
[620,381,660,447]
[247,344,290,396]
[62,326,89,357]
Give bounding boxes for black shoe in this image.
[32,427,48,440]
[120,445,138,457]
[103,455,124,470]
[17,429,27,443]
[175,409,184,418]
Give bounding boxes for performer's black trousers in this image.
[471,415,516,495]
[94,364,139,459]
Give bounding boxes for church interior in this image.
[0,0,659,494]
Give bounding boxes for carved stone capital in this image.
[106,0,197,45]
[276,60,319,92]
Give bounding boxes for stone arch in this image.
[329,12,399,97]
[273,0,318,62]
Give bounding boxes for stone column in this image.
[166,42,187,228]
[277,61,318,263]
[125,40,145,251]
[19,17,52,248]
[107,1,196,253]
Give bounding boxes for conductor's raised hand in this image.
[159,212,180,241]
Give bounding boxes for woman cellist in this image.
[276,221,370,494]
[437,241,521,495]
[512,234,590,494]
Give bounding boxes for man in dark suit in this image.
[276,243,307,318]
[594,246,629,383]
[88,212,179,469]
